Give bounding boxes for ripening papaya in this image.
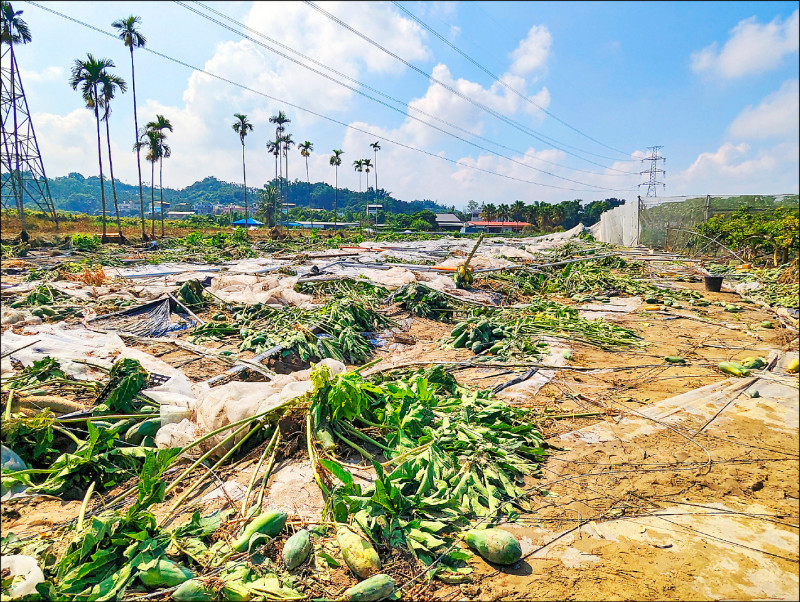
[464,528,522,565]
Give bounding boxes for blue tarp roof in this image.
[232,218,264,225]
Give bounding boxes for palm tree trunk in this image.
[278,145,283,206]
[374,149,378,200]
[150,162,155,238]
[104,116,123,238]
[284,149,289,207]
[159,157,165,237]
[130,48,146,240]
[334,167,338,229]
[241,142,248,223]
[306,157,312,228]
[92,85,108,241]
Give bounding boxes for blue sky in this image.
[10,1,800,208]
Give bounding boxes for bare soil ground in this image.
[2,256,797,601]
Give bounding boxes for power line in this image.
[302,0,640,176]
[392,0,635,160]
[22,1,638,195]
[180,0,635,187]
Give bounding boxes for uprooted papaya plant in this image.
[307,363,551,580]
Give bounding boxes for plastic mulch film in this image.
[87,297,188,337]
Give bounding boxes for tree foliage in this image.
[696,206,799,265]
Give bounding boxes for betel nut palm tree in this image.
[299,140,313,210]
[269,110,289,203]
[2,1,32,239]
[136,128,163,238]
[329,149,343,229]
[70,54,118,242]
[282,133,294,208]
[369,140,380,197]
[145,115,173,237]
[232,113,253,224]
[353,159,364,194]
[362,158,373,195]
[111,14,147,239]
[98,70,128,240]
[267,138,280,209]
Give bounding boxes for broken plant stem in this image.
[76,481,96,532]
[306,413,330,498]
[338,421,394,453]
[3,389,13,421]
[255,429,281,513]
[241,426,281,517]
[352,357,382,374]
[330,423,375,461]
[380,441,432,466]
[160,418,269,526]
[56,414,155,423]
[52,425,84,446]
[164,420,253,498]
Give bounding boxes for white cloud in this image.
[670,141,799,194]
[728,79,799,140]
[34,108,136,185]
[339,113,642,207]
[522,86,551,117]
[30,1,643,207]
[400,64,550,148]
[244,1,430,76]
[31,2,434,191]
[690,9,799,78]
[19,66,64,84]
[509,24,552,76]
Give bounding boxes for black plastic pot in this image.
[703,275,723,292]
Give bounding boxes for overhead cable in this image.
[392,0,636,160]
[180,0,636,188]
[303,0,639,175]
[23,1,638,195]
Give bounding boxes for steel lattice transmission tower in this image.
[638,145,666,197]
[1,41,58,233]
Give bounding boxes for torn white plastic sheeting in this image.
[0,280,141,303]
[310,264,417,289]
[560,361,798,445]
[525,224,587,252]
[437,255,515,270]
[155,359,347,452]
[0,555,45,599]
[416,272,457,290]
[731,281,762,296]
[209,273,314,307]
[360,267,417,288]
[578,296,643,321]
[1,308,42,326]
[104,262,218,280]
[491,245,536,261]
[200,480,248,503]
[221,257,291,274]
[0,324,195,400]
[495,341,572,405]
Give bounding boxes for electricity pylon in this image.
[638,145,666,197]
[1,41,58,237]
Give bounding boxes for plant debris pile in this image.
[2,225,797,602]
